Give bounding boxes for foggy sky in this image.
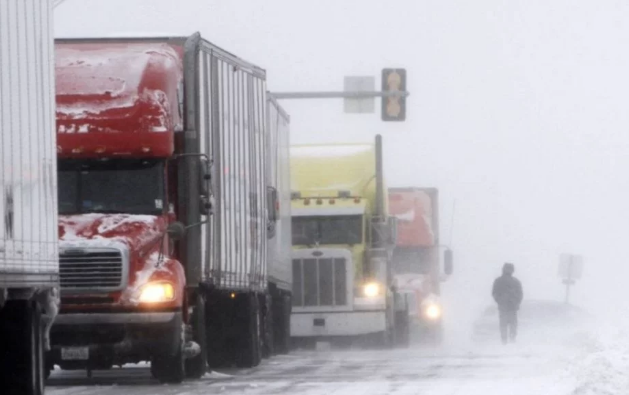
[54,1,629,326]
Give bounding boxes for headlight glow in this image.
[139,282,175,303]
[363,282,380,298]
[424,304,442,320]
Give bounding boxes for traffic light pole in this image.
[269,91,410,100]
[270,69,409,121]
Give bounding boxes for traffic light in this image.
[381,68,407,121]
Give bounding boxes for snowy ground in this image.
[46,323,629,395]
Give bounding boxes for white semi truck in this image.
[0,0,60,393]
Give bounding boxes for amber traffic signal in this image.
[381,68,407,121]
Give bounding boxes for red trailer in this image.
[389,188,452,343]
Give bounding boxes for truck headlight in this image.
[424,304,441,320]
[363,282,380,298]
[139,282,175,303]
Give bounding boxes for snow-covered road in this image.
[46,335,619,395]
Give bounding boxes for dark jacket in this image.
[492,269,523,312]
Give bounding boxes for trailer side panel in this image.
[0,0,58,287]
[195,41,269,291]
[266,97,291,291]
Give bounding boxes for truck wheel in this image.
[0,300,45,395]
[151,327,185,384]
[151,347,185,384]
[35,309,46,393]
[44,359,54,380]
[273,294,291,354]
[394,310,410,348]
[205,293,235,369]
[363,330,392,349]
[235,293,261,368]
[185,294,208,379]
[261,293,274,359]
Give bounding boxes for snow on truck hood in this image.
[58,213,165,250]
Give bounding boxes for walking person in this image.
[491,263,523,344]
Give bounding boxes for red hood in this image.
[58,213,166,251]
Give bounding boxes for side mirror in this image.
[387,216,399,245]
[198,157,211,197]
[199,196,212,216]
[444,249,453,276]
[267,186,279,222]
[167,222,186,241]
[177,81,184,123]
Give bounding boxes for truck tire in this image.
[35,310,45,392]
[394,310,410,348]
[44,359,53,380]
[151,347,185,383]
[261,293,274,359]
[151,326,185,384]
[205,293,235,369]
[363,330,393,349]
[235,293,261,368]
[185,294,208,379]
[0,300,45,395]
[273,293,291,355]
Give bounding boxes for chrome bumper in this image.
[54,312,177,325]
[291,310,387,337]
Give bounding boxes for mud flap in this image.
[0,300,45,395]
[235,292,261,368]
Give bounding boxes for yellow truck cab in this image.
[289,136,409,346]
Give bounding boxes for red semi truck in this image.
[49,33,292,382]
[389,188,452,343]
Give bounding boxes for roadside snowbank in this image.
[563,324,629,395]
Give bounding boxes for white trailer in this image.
[0,0,59,393]
[266,97,292,354]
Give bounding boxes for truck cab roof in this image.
[389,188,438,247]
[290,143,387,216]
[55,40,183,158]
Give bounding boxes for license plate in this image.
[61,347,89,361]
[313,318,326,327]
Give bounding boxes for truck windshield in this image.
[292,215,363,246]
[58,159,165,215]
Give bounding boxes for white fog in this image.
[5,0,629,394]
[55,0,629,322]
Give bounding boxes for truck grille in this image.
[292,257,348,307]
[60,249,125,292]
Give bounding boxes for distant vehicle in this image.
[389,188,453,344]
[0,1,59,394]
[471,300,588,344]
[289,136,409,347]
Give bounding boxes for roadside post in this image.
[558,254,584,305]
